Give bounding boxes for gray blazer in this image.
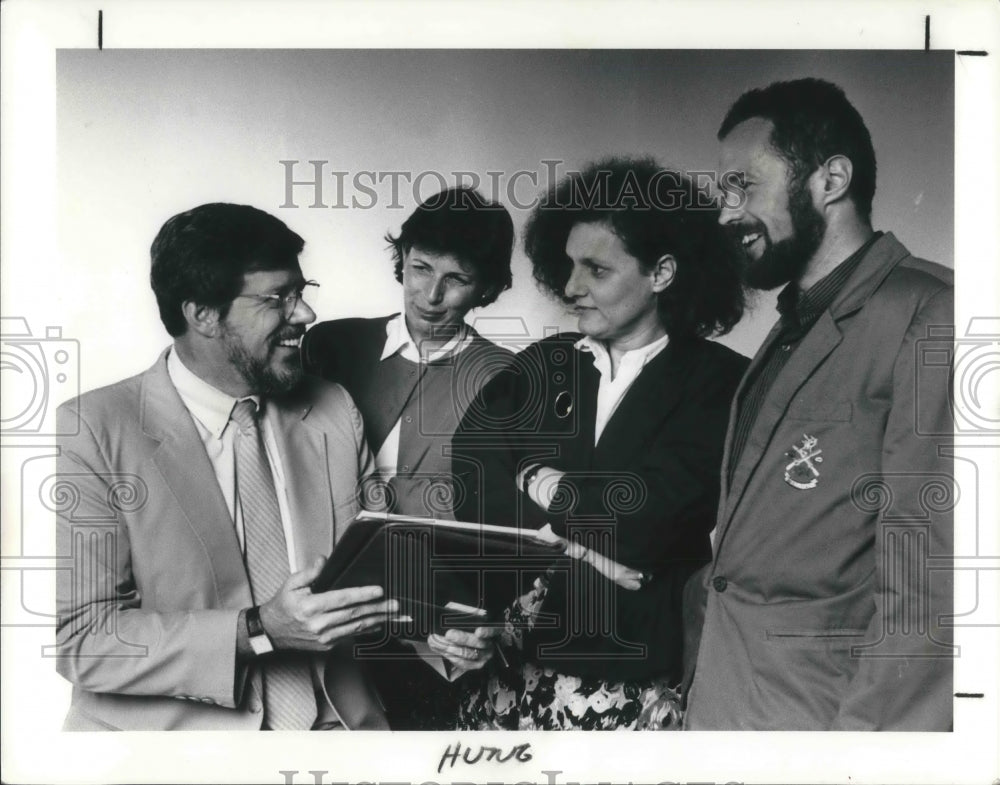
[684,233,954,730]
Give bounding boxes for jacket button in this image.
[712,576,728,592]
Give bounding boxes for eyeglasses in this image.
[233,280,320,317]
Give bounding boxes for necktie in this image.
[230,399,317,730]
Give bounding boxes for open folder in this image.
[310,511,569,638]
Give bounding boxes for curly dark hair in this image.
[150,202,304,337]
[718,78,877,221]
[524,156,745,339]
[386,185,514,306]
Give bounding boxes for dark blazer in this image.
[683,233,954,730]
[303,315,407,434]
[302,315,513,518]
[302,315,514,728]
[451,333,748,683]
[54,351,388,730]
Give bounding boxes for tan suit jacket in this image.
[54,351,389,730]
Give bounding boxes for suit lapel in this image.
[715,232,908,548]
[568,354,599,468]
[140,354,251,606]
[268,399,337,564]
[714,312,843,548]
[365,355,422,454]
[269,389,386,729]
[715,321,783,523]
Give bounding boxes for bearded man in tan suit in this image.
[55,203,396,730]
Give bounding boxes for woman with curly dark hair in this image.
[449,157,749,730]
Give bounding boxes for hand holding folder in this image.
[309,511,569,638]
[309,512,648,630]
[308,511,649,681]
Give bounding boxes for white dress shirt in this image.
[374,313,474,480]
[167,348,299,571]
[576,333,670,445]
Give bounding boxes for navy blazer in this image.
[451,333,748,682]
[302,315,513,518]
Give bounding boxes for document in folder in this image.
[309,511,567,637]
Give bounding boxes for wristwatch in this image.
[246,606,274,656]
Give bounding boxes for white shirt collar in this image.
[380,312,473,363]
[574,333,669,378]
[166,347,260,440]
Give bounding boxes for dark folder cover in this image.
[310,511,567,636]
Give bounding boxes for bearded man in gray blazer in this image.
[684,79,954,731]
[54,203,396,730]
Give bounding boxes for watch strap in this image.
[246,605,274,656]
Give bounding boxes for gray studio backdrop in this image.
[55,49,953,398]
[0,46,950,732]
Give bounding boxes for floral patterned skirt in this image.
[456,577,684,731]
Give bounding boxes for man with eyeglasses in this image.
[54,202,395,730]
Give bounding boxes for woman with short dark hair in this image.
[302,185,515,729]
[304,185,514,519]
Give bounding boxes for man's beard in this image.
[742,176,826,291]
[220,326,304,396]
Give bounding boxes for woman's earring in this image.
[554,390,573,419]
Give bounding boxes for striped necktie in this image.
[230,398,316,730]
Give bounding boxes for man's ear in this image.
[650,254,677,293]
[182,300,222,338]
[816,154,853,207]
